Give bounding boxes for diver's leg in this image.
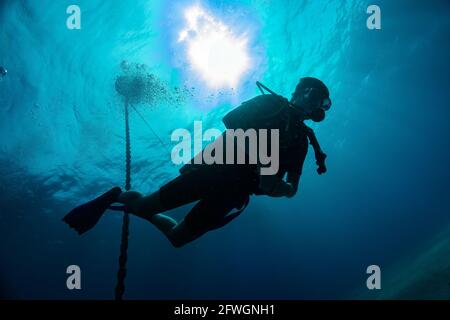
[118,171,209,222]
[116,190,165,221]
[149,214,177,234]
[165,220,203,248]
[147,215,203,248]
[148,215,201,248]
[161,195,242,248]
[115,191,197,247]
[143,198,215,248]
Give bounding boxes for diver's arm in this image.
[258,168,297,198]
[270,179,296,198]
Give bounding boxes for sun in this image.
[178,5,251,89]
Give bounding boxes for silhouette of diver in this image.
[63,77,331,247]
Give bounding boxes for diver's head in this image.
[290,77,331,122]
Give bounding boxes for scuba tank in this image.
[222,81,327,175]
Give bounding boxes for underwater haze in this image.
[1,0,450,299]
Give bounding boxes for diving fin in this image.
[63,187,122,235]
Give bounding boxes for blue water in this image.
[1,0,449,299]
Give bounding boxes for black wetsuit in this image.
[158,110,310,236]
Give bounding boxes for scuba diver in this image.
[63,77,332,248]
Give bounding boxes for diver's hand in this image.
[259,175,295,198]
